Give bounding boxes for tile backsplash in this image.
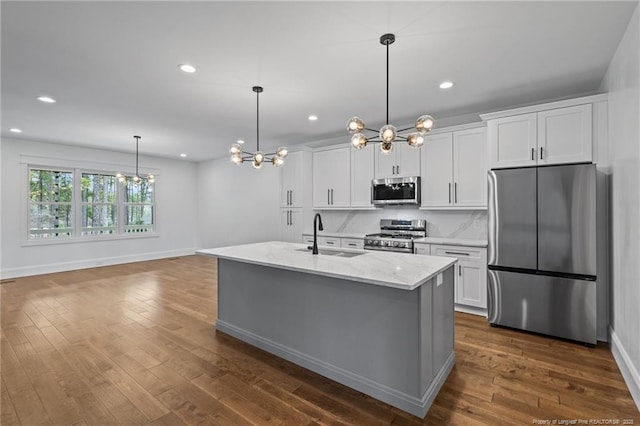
[315,208,487,240]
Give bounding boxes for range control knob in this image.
[393,241,399,247]
[374,240,380,245]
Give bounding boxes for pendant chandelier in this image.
[229,86,288,169]
[347,33,435,153]
[116,136,154,184]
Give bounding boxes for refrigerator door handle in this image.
[487,171,498,264]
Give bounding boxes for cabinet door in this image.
[350,144,374,208]
[396,142,421,177]
[313,150,334,208]
[313,148,351,208]
[280,209,302,243]
[374,147,398,178]
[456,260,487,309]
[280,152,299,207]
[488,113,537,169]
[538,104,592,165]
[453,128,488,207]
[422,133,453,207]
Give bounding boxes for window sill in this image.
[21,232,159,247]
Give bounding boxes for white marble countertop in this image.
[197,241,456,291]
[301,231,366,239]
[413,237,488,248]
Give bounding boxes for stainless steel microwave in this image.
[371,176,420,206]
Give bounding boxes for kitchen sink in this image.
[296,247,365,258]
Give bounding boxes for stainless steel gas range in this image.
[364,219,426,253]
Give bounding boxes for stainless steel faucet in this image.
[312,213,324,255]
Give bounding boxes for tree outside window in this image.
[29,169,73,239]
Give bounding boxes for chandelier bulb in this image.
[407,132,425,148]
[272,156,284,167]
[252,159,263,169]
[276,146,288,158]
[416,115,435,134]
[380,141,393,154]
[380,124,397,143]
[351,133,368,150]
[347,117,365,134]
[229,143,243,155]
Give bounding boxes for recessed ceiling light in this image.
[9,128,23,133]
[180,153,187,158]
[308,115,318,121]
[37,96,56,103]
[179,64,196,73]
[439,81,454,89]
[237,140,245,144]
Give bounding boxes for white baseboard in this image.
[0,248,197,279]
[609,326,640,411]
[455,304,487,317]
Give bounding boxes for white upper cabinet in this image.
[487,103,593,169]
[422,133,453,207]
[488,113,537,169]
[422,127,487,209]
[453,128,488,207]
[538,104,592,165]
[313,147,351,209]
[374,143,421,178]
[280,151,312,208]
[350,144,374,208]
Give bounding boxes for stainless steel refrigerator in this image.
[487,163,597,344]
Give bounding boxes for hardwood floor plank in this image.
[1,255,637,425]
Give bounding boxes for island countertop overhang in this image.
[197,241,456,291]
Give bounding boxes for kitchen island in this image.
[197,241,456,418]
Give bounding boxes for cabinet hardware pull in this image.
[347,243,356,247]
[459,265,462,276]
[448,183,451,203]
[326,241,335,245]
[540,147,544,159]
[531,148,535,160]
[327,189,330,205]
[397,165,400,175]
[331,189,334,205]
[289,190,292,205]
[454,182,458,203]
[445,251,470,256]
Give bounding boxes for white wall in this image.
[0,137,198,278]
[196,156,280,248]
[600,2,640,409]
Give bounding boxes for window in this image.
[27,167,156,242]
[29,169,74,239]
[81,173,117,235]
[124,177,154,233]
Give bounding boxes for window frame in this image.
[23,163,158,246]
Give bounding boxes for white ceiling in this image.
[1,1,637,162]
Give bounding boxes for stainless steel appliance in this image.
[371,176,420,206]
[364,219,426,253]
[487,163,597,344]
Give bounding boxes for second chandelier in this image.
[347,33,435,154]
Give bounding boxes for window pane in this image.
[125,179,154,203]
[29,204,73,238]
[29,169,73,202]
[82,204,117,235]
[82,174,116,203]
[125,205,153,233]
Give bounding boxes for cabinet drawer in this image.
[414,243,431,255]
[431,244,486,260]
[340,238,363,250]
[317,236,340,247]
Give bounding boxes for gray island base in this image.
[198,242,456,418]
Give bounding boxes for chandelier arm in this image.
[256,89,260,153]
[364,127,379,133]
[397,126,415,133]
[395,135,409,141]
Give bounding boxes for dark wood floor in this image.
[1,255,638,425]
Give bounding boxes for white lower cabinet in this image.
[281,209,302,243]
[302,234,364,250]
[418,244,487,315]
[341,238,364,250]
